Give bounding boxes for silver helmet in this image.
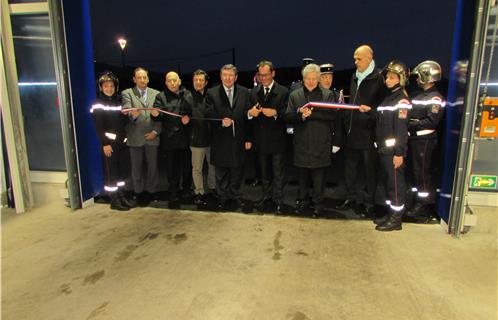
[385,60,409,87]
[97,71,119,91]
[413,60,442,85]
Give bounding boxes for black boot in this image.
[118,190,136,208]
[405,202,425,218]
[376,210,403,231]
[373,206,390,225]
[110,193,130,211]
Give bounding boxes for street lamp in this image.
[118,38,127,68]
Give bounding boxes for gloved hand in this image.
[332,146,340,154]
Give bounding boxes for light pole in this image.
[118,38,127,68]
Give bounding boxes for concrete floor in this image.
[1,201,497,320]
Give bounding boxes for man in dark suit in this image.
[205,64,252,210]
[248,60,289,212]
[122,67,161,205]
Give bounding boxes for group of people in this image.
[91,44,445,232]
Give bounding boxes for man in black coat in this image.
[248,60,289,212]
[336,45,385,216]
[152,71,193,207]
[205,64,252,209]
[190,69,216,204]
[286,63,342,216]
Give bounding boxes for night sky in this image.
[89,0,458,75]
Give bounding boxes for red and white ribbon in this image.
[122,107,235,136]
[302,102,360,110]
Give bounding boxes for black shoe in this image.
[334,199,355,210]
[234,198,251,213]
[376,211,403,231]
[275,204,283,215]
[125,196,138,208]
[119,191,136,208]
[193,194,206,205]
[354,203,368,218]
[216,199,228,211]
[295,200,309,215]
[311,206,324,218]
[273,199,284,214]
[405,202,425,218]
[110,195,130,211]
[250,179,261,187]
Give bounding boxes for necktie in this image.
[227,88,233,107]
[264,87,270,96]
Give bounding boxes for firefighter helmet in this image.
[413,60,442,85]
[385,60,409,87]
[97,71,119,91]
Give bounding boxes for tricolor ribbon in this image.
[122,107,235,136]
[301,102,360,110]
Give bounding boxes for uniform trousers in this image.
[103,144,129,190]
[408,138,437,204]
[379,154,406,211]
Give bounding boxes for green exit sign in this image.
[470,175,497,189]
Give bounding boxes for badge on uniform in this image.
[398,108,408,119]
[431,104,440,113]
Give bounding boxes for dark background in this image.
[89,0,457,92]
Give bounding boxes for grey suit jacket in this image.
[122,87,161,147]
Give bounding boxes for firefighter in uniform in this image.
[289,58,316,92]
[91,72,134,211]
[405,60,445,220]
[319,63,344,185]
[319,63,343,102]
[373,61,411,231]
